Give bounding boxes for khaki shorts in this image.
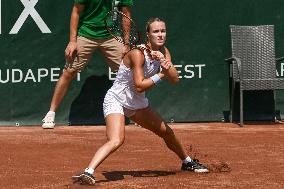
[65,36,123,72]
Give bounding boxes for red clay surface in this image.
[0,123,283,189]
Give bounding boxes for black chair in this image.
[226,25,284,126]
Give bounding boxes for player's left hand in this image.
[160,58,173,71]
[151,51,172,71]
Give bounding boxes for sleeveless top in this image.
[107,45,161,110]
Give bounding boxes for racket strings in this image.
[105,11,140,46]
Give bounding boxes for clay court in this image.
[0,123,283,189]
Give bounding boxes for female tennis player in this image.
[72,17,209,185]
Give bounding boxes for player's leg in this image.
[88,114,125,170]
[72,94,126,185]
[73,113,125,185]
[130,106,187,160]
[129,106,209,173]
[42,36,98,129]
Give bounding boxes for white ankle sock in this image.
[182,156,192,164]
[84,167,94,175]
[47,111,55,115]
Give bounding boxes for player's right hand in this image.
[150,51,164,61]
[65,42,78,63]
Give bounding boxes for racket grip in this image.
[112,6,118,21]
[113,12,117,21]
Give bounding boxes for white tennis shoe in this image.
[42,112,55,129]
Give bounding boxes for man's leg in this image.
[42,36,97,128]
[42,68,77,129]
[100,38,123,72]
[50,68,77,112]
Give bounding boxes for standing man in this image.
[42,0,133,129]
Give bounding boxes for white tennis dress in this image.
[103,45,161,117]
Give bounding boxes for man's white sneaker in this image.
[42,112,55,129]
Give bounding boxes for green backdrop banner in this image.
[1,0,284,126]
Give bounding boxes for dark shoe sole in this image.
[72,173,96,185]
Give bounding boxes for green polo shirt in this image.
[74,0,133,39]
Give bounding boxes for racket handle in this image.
[112,1,119,21]
[113,11,118,21]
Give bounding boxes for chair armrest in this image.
[225,56,241,70]
[225,56,242,79]
[225,57,234,63]
[276,57,284,62]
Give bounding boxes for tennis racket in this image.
[104,10,150,53]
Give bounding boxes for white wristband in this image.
[150,74,161,84]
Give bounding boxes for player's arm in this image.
[161,47,179,84]
[151,48,179,84]
[130,50,165,93]
[65,3,85,63]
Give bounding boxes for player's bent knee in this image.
[109,138,125,149]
